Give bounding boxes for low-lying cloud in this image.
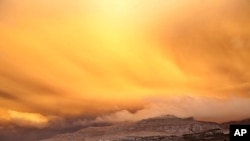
[95,96,250,123]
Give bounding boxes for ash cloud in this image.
[0,1,250,140]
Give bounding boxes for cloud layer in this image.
[0,0,250,128]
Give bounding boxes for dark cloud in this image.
[0,90,18,100]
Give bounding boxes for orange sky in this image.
[0,0,250,126]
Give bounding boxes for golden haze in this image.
[0,0,250,125]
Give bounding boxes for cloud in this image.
[95,110,134,123]
[0,0,249,128]
[7,110,48,128]
[95,95,250,123]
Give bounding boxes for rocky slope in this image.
[40,115,229,141]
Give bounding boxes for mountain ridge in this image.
[40,115,234,141]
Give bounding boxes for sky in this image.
[0,0,250,131]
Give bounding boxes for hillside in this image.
[40,115,230,141]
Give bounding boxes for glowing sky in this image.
[0,0,250,126]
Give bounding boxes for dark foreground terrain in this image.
[120,129,229,141]
[40,115,241,141]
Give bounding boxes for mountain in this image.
[223,118,250,125]
[220,117,250,134]
[40,115,230,141]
